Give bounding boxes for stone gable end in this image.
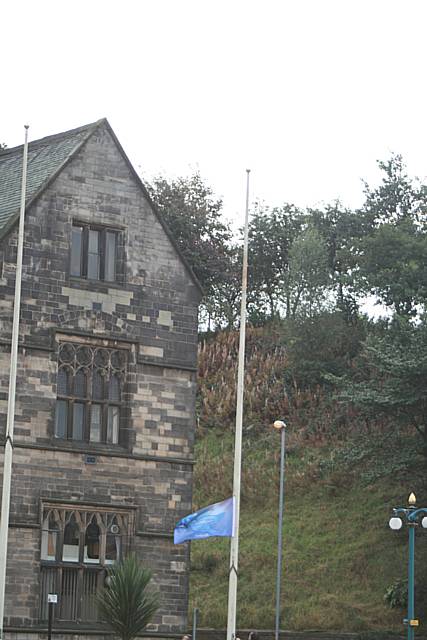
[0,120,199,638]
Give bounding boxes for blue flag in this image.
[174,497,235,544]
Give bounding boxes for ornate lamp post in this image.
[389,492,427,640]
[272,420,286,640]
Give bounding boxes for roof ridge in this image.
[0,118,106,158]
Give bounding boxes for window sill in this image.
[50,438,128,455]
[68,276,126,291]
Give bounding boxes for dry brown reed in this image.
[197,327,357,442]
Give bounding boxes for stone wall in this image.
[0,122,200,636]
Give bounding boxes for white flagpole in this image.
[226,169,250,640]
[0,125,29,639]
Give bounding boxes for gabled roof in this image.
[0,119,203,295]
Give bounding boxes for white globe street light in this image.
[388,493,427,640]
[389,517,403,530]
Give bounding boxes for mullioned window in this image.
[40,504,134,623]
[55,341,127,445]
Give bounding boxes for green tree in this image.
[357,155,427,316]
[333,317,427,458]
[247,204,303,320]
[201,243,242,330]
[358,220,427,316]
[286,227,332,318]
[147,173,233,295]
[96,554,159,640]
[283,312,365,388]
[362,154,427,227]
[308,203,363,319]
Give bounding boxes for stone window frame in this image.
[39,502,135,624]
[70,220,125,284]
[54,337,130,446]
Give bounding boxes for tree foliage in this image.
[286,227,331,318]
[146,154,427,333]
[247,204,303,319]
[332,317,427,456]
[147,172,242,330]
[147,173,232,295]
[308,203,362,319]
[186,152,427,468]
[356,155,427,316]
[358,221,427,316]
[96,554,159,640]
[283,312,365,388]
[202,244,242,330]
[362,154,427,227]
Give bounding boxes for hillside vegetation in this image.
[150,154,427,632]
[189,325,427,633]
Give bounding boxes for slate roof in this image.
[0,119,101,236]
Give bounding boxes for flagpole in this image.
[226,169,250,640]
[0,125,29,639]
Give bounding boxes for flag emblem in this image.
[174,497,235,544]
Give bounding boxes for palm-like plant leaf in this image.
[96,554,159,640]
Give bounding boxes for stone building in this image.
[0,119,201,638]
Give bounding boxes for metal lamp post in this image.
[272,420,286,640]
[389,492,427,640]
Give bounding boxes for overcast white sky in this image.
[2,0,427,227]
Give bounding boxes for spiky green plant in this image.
[96,554,159,640]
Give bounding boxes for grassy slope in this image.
[189,430,427,633]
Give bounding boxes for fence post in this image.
[192,607,199,640]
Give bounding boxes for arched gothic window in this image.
[106,516,122,564]
[55,342,127,444]
[63,513,80,562]
[84,516,100,563]
[41,511,60,561]
[40,505,132,624]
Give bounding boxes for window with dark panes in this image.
[55,342,127,445]
[70,226,83,276]
[105,231,117,282]
[40,505,132,624]
[87,229,100,279]
[70,223,119,282]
